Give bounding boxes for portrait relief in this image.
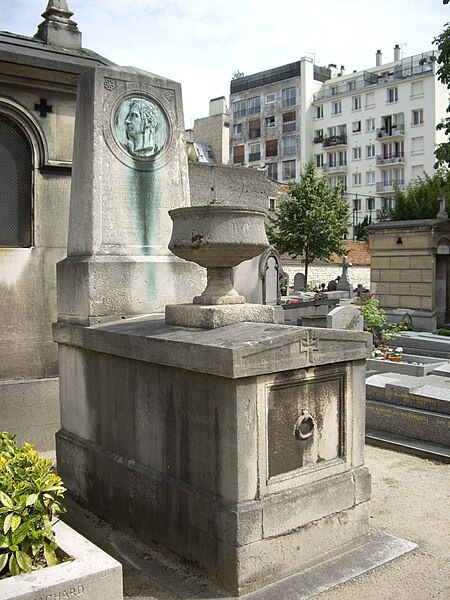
[114,97,168,159]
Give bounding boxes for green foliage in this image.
[437,328,450,336]
[433,22,450,168]
[267,159,349,285]
[231,70,244,80]
[0,432,66,579]
[355,215,372,241]
[360,296,387,344]
[389,170,450,220]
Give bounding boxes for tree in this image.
[433,22,450,167]
[389,170,450,220]
[231,70,244,80]
[267,160,350,286]
[355,215,372,241]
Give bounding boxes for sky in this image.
[1,0,449,128]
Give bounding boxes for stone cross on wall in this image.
[437,193,448,219]
[336,255,352,294]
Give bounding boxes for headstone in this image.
[294,272,306,291]
[56,66,204,324]
[326,305,364,331]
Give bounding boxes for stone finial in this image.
[35,0,82,50]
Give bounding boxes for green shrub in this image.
[360,295,387,345]
[0,432,66,579]
[437,328,450,336]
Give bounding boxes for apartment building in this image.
[229,47,447,237]
[229,58,330,182]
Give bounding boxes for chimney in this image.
[394,44,401,61]
[339,65,345,77]
[376,50,382,66]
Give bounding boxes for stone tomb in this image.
[55,63,414,597]
[55,320,373,596]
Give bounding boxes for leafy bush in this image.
[360,295,387,344]
[0,432,66,579]
[437,328,450,336]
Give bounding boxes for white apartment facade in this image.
[229,47,447,238]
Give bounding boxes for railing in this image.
[376,154,405,165]
[313,136,324,144]
[323,134,347,147]
[376,124,405,138]
[282,122,296,133]
[323,162,348,173]
[376,180,405,192]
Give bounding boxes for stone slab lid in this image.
[53,317,372,378]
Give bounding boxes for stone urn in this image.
[168,205,269,305]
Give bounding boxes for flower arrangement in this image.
[389,346,403,356]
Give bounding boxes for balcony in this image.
[376,153,405,166]
[323,162,348,173]
[323,134,347,148]
[376,124,405,139]
[376,180,405,193]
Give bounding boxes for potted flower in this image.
[372,349,385,360]
[0,432,122,600]
[387,347,403,362]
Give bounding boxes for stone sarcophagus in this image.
[54,320,372,596]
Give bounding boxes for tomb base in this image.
[165,303,275,328]
[54,318,378,595]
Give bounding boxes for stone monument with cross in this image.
[55,65,415,598]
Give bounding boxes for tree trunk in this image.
[304,252,309,287]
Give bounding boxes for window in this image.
[331,86,338,96]
[282,111,296,132]
[366,118,375,132]
[283,136,297,156]
[269,197,277,211]
[265,139,278,158]
[365,92,375,107]
[352,147,361,160]
[366,171,375,184]
[233,100,246,119]
[267,162,278,180]
[316,153,324,168]
[382,197,394,211]
[266,92,276,104]
[412,109,424,125]
[366,144,375,158]
[248,142,260,162]
[282,159,296,180]
[352,120,361,133]
[247,96,261,115]
[412,165,424,180]
[411,81,423,97]
[265,116,275,128]
[282,87,296,107]
[353,172,362,186]
[328,150,346,168]
[352,96,361,110]
[367,196,375,210]
[348,81,357,91]
[387,87,398,103]
[313,129,323,143]
[233,123,242,134]
[0,113,33,247]
[411,136,424,153]
[249,119,261,139]
[233,144,244,164]
[332,100,342,115]
[315,105,323,119]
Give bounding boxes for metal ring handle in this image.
[294,409,315,440]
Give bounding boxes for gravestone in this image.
[56,65,204,325]
[293,272,306,291]
[55,64,415,598]
[327,305,364,331]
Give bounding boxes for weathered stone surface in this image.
[55,317,371,595]
[326,305,363,331]
[0,520,122,600]
[165,303,274,328]
[57,65,204,324]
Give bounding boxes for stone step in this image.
[366,400,450,447]
[366,429,450,462]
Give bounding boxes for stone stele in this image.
[56,65,204,325]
